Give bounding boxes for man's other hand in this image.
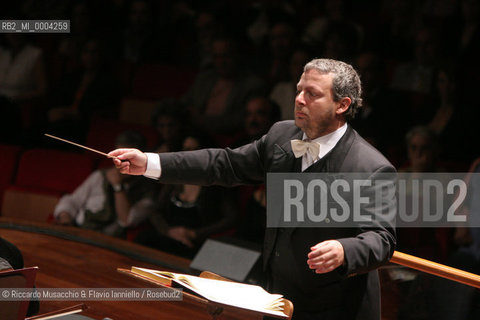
[108,148,147,175]
[307,240,345,274]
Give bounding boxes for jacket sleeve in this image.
[158,137,267,187]
[337,166,397,275]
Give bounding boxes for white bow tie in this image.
[291,139,320,161]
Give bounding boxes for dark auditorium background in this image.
[1,0,480,318]
[2,0,480,164]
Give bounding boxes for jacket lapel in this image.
[264,130,303,269]
[270,131,303,173]
[324,125,355,172]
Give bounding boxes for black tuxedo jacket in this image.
[158,121,396,320]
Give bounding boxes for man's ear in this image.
[336,97,351,115]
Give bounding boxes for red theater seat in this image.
[0,145,22,207]
[14,149,94,193]
[1,149,94,222]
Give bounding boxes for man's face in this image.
[294,69,342,139]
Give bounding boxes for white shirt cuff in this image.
[144,153,161,179]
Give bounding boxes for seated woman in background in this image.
[53,131,155,237]
[135,132,239,258]
[397,125,448,261]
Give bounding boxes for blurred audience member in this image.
[453,158,480,261]
[235,96,281,145]
[55,1,95,77]
[422,0,459,23]
[233,96,280,244]
[270,48,311,120]
[246,0,296,46]
[390,27,440,97]
[429,66,457,136]
[264,21,297,87]
[321,21,360,63]
[396,126,446,262]
[182,36,265,143]
[118,0,164,64]
[135,133,239,258]
[428,65,478,165]
[454,0,480,107]
[47,38,119,144]
[193,10,223,70]
[235,182,267,245]
[244,96,281,141]
[0,34,47,103]
[429,158,480,320]
[53,131,154,237]
[457,0,480,64]
[301,0,362,57]
[151,99,187,153]
[351,52,405,156]
[400,126,443,173]
[375,0,422,61]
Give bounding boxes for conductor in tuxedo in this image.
[109,58,396,320]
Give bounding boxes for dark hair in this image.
[304,58,362,121]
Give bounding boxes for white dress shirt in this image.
[300,123,347,171]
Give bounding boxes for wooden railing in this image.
[390,251,480,289]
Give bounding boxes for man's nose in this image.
[295,91,306,105]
